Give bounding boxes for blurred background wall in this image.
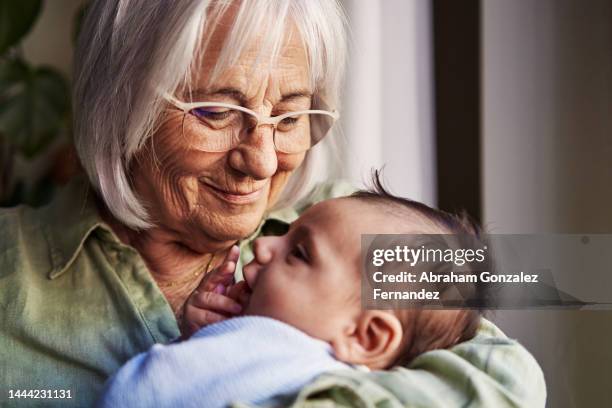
[341,0,436,206]
[482,0,612,407]
[2,0,611,406]
[21,0,83,77]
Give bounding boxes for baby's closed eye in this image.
[289,243,309,263]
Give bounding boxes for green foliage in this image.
[0,0,43,55]
[0,175,55,207]
[0,58,69,158]
[0,0,86,207]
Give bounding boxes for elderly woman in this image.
[0,0,545,407]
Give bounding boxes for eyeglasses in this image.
[164,94,339,154]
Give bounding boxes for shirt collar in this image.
[42,177,107,279]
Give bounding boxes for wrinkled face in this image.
[131,13,310,251]
[243,199,370,341]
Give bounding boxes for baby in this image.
[98,177,484,408]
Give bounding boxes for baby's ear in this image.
[331,311,403,370]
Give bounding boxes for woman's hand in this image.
[181,245,252,338]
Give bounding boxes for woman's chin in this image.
[192,209,265,243]
[190,188,269,238]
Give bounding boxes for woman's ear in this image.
[331,311,404,370]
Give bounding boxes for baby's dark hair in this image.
[350,170,485,366]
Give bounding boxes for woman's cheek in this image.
[277,151,306,172]
[267,152,306,207]
[141,115,218,221]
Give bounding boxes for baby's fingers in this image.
[222,245,240,265]
[190,290,242,315]
[197,245,240,292]
[198,261,236,292]
[183,309,226,337]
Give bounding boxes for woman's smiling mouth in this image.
[201,181,266,205]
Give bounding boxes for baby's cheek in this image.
[245,278,288,317]
[264,285,308,326]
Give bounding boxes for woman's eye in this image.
[277,115,301,131]
[280,116,299,125]
[191,107,231,121]
[289,244,309,263]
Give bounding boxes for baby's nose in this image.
[253,236,275,264]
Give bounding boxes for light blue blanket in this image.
[97,316,350,407]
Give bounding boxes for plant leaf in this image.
[0,59,69,158]
[0,0,43,55]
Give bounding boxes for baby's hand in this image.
[181,245,250,338]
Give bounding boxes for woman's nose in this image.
[227,126,278,179]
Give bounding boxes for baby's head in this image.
[243,177,483,369]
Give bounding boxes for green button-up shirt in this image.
[0,179,546,407]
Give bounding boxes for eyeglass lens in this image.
[188,106,334,153]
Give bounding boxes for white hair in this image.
[73,0,347,229]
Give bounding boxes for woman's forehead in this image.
[191,5,311,98]
[190,44,310,104]
[192,55,309,91]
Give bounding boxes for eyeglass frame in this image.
[163,93,340,153]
